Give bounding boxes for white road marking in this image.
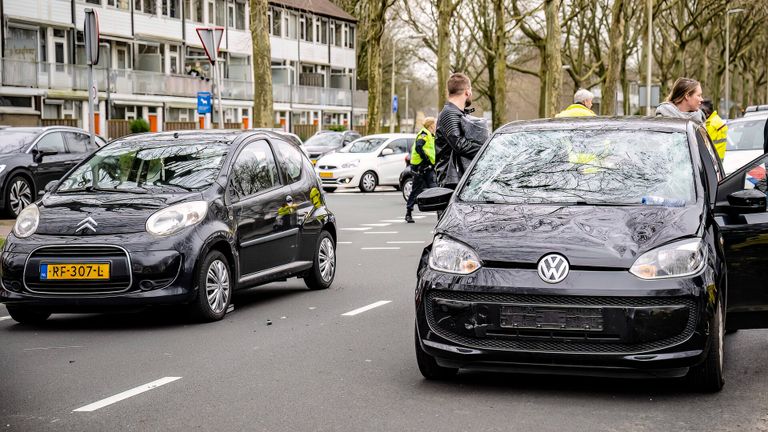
[360,247,401,250]
[73,377,182,412]
[0,316,11,321]
[24,346,83,351]
[380,219,406,223]
[342,300,392,316]
[363,231,398,234]
[386,241,425,244]
[412,216,427,219]
[341,227,372,231]
[337,241,353,244]
[361,223,391,227]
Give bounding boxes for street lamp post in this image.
[401,79,411,132]
[726,8,746,119]
[389,42,396,133]
[646,0,653,115]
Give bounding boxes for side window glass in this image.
[64,132,89,153]
[697,129,723,182]
[229,140,281,200]
[36,132,67,153]
[274,141,304,184]
[387,139,408,154]
[739,155,768,195]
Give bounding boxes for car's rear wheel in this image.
[415,326,458,380]
[304,231,335,290]
[6,175,34,218]
[402,178,413,202]
[359,171,377,193]
[689,300,725,392]
[6,306,51,325]
[190,251,232,322]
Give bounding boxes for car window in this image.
[697,129,723,183]
[0,131,37,153]
[386,139,409,154]
[36,132,67,153]
[459,129,695,206]
[64,132,89,153]
[340,138,388,153]
[230,140,281,199]
[274,141,304,184]
[727,118,766,151]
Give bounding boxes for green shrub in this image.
[129,118,151,133]
[327,124,347,132]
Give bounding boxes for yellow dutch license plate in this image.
[40,263,110,280]
[319,171,333,179]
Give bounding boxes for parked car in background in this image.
[0,130,337,324]
[303,130,361,164]
[0,126,106,217]
[724,109,767,174]
[315,133,415,192]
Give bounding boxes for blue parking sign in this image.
[392,95,398,113]
[197,92,212,114]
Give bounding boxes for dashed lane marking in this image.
[380,219,406,223]
[363,231,398,234]
[386,241,425,244]
[0,316,11,321]
[337,241,353,244]
[341,227,372,231]
[361,223,391,227]
[73,377,182,412]
[360,247,401,250]
[342,301,392,316]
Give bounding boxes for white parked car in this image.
[723,113,767,175]
[315,133,415,192]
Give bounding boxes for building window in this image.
[271,9,281,36]
[235,1,245,30]
[348,24,355,49]
[333,21,342,47]
[301,15,313,42]
[215,0,226,26]
[107,0,130,9]
[137,44,163,72]
[169,45,180,74]
[162,0,180,18]
[135,0,157,14]
[39,29,47,62]
[285,12,297,39]
[208,0,214,24]
[85,0,101,5]
[320,18,328,44]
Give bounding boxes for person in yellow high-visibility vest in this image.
[701,99,727,161]
[555,89,597,118]
[405,117,437,223]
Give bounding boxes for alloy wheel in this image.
[205,260,230,314]
[9,179,32,216]
[403,179,413,201]
[318,237,336,283]
[362,173,376,192]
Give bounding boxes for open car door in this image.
[715,152,768,329]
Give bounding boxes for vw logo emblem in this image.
[537,254,569,284]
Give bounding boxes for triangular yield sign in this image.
[196,27,225,64]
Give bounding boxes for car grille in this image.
[24,245,132,294]
[425,290,698,355]
[317,165,337,170]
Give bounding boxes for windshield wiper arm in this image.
[92,186,149,194]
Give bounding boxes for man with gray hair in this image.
[555,89,596,117]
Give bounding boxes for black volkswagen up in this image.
[415,117,768,392]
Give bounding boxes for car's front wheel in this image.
[5,175,34,218]
[190,251,232,322]
[689,300,725,392]
[415,326,458,380]
[402,178,413,202]
[6,306,51,325]
[304,231,336,290]
[359,171,377,193]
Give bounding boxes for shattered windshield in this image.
[458,129,695,206]
[57,141,230,193]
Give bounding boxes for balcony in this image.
[1,59,368,108]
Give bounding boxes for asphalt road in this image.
[2,191,768,432]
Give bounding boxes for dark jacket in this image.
[435,102,483,188]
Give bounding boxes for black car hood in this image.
[36,192,202,236]
[437,202,705,269]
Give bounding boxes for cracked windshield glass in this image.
[459,129,695,206]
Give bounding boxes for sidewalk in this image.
[0,219,13,237]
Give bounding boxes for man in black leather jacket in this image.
[435,73,483,189]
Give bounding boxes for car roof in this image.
[495,116,692,134]
[113,129,302,148]
[357,133,416,139]
[1,126,91,134]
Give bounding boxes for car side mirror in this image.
[417,187,454,212]
[727,189,767,214]
[381,148,395,156]
[32,149,57,163]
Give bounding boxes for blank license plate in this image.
[500,305,604,331]
[40,263,110,280]
[319,171,333,178]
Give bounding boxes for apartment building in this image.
[0,0,367,137]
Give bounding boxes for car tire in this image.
[323,187,337,193]
[5,175,34,218]
[190,251,232,322]
[415,326,458,380]
[402,178,413,202]
[689,300,725,392]
[304,231,336,290]
[6,306,51,325]
[359,171,377,193]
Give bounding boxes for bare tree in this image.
[250,0,273,127]
[601,0,625,115]
[362,0,396,135]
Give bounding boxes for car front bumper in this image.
[415,264,717,378]
[316,167,362,189]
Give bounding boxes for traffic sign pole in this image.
[85,9,100,145]
[196,27,225,129]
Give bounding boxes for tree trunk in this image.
[537,44,547,118]
[250,0,273,128]
[437,0,454,111]
[492,0,506,128]
[365,1,388,135]
[601,0,624,115]
[543,0,562,117]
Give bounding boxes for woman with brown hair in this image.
[655,77,705,125]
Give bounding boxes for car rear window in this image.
[459,129,695,206]
[727,118,766,151]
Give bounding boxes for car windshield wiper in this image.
[92,186,149,194]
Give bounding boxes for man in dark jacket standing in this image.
[435,73,482,189]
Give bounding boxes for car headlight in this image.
[341,159,360,169]
[429,235,482,274]
[146,201,208,236]
[630,238,707,279]
[13,203,39,238]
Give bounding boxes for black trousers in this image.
[406,167,437,211]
